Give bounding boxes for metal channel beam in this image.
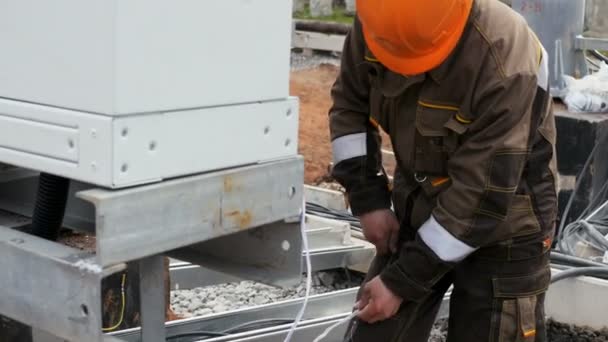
[170,264,240,290]
[303,185,347,211]
[575,35,608,51]
[114,286,451,342]
[202,315,351,342]
[169,221,303,288]
[309,247,374,274]
[168,243,374,290]
[75,157,303,267]
[168,221,375,290]
[0,226,110,342]
[113,289,359,341]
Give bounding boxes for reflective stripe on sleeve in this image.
[332,133,367,165]
[418,216,478,262]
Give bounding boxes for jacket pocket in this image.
[491,267,550,342]
[414,102,468,176]
[492,195,542,242]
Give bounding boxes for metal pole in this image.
[138,255,166,342]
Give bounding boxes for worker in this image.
[329,0,557,341]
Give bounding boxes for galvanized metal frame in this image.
[575,35,608,52]
[113,288,451,342]
[79,157,304,268]
[0,226,112,342]
[113,289,360,341]
[0,156,305,341]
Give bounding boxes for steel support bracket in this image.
[77,157,304,268]
[0,226,124,342]
[575,35,608,52]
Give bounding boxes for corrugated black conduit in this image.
[29,173,70,241]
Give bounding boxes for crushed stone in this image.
[428,319,608,342]
[171,270,363,318]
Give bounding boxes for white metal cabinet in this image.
[0,0,292,115]
[0,97,299,188]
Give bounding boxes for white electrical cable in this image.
[284,197,359,342]
[283,197,312,342]
[312,310,359,342]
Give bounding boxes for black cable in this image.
[551,267,608,284]
[165,318,299,341]
[550,251,608,268]
[30,173,70,241]
[305,202,362,228]
[591,50,608,64]
[222,319,295,334]
[166,331,228,341]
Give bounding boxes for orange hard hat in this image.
[356,0,473,76]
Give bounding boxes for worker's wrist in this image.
[379,237,455,302]
[380,265,431,302]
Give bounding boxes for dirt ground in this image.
[290,64,338,184]
[291,64,394,184]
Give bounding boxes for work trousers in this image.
[344,235,551,342]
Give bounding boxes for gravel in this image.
[547,320,608,342]
[291,51,340,71]
[429,319,449,342]
[428,319,608,342]
[170,270,363,318]
[172,269,608,341]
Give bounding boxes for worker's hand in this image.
[356,276,403,324]
[359,209,400,255]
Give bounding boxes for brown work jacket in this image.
[329,0,558,301]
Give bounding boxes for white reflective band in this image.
[332,133,367,165]
[418,216,477,262]
[538,46,549,91]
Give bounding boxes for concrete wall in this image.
[585,0,608,38]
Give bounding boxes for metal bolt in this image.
[286,108,293,117]
[81,304,89,316]
[281,240,291,251]
[149,141,157,151]
[121,164,128,173]
[285,139,291,147]
[68,139,75,149]
[121,128,129,138]
[264,126,271,135]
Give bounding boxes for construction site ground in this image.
[290,63,336,184]
[290,53,392,185]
